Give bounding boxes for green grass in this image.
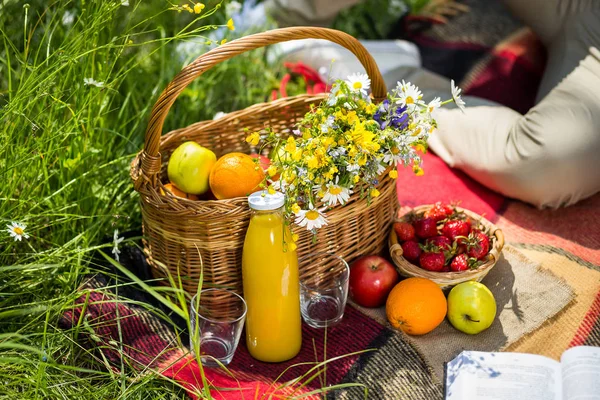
[0,0,386,397]
[0,1,285,398]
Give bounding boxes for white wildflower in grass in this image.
[62,10,75,26]
[345,73,370,94]
[295,204,328,230]
[83,78,104,88]
[121,0,129,6]
[213,111,227,120]
[112,229,124,262]
[395,80,423,108]
[6,222,29,241]
[451,79,466,113]
[226,1,242,16]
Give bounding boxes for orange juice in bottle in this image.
[242,191,302,362]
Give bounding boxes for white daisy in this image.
[295,204,328,231]
[346,163,360,172]
[6,222,29,241]
[322,179,352,207]
[112,229,124,262]
[426,97,442,114]
[451,80,466,113]
[395,80,424,108]
[346,73,371,94]
[225,0,242,15]
[83,78,104,88]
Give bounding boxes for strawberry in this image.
[450,254,469,271]
[413,217,438,239]
[467,230,490,260]
[424,201,454,222]
[394,221,416,242]
[401,240,422,262]
[441,219,471,242]
[419,245,445,272]
[426,235,452,251]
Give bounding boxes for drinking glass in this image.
[189,288,247,367]
[299,252,350,328]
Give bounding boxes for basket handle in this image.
[139,27,387,179]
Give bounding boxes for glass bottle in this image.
[242,191,302,362]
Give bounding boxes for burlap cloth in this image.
[353,245,575,379]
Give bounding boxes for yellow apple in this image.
[167,142,216,195]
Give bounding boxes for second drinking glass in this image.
[299,252,350,328]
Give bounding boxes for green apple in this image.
[167,141,216,195]
[447,281,497,334]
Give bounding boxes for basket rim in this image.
[388,205,505,283]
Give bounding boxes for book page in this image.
[446,351,561,400]
[561,346,600,400]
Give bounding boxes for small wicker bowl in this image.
[388,205,505,290]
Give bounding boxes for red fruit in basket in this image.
[450,254,469,272]
[349,255,400,308]
[441,219,471,242]
[426,235,452,251]
[250,153,271,172]
[394,222,416,241]
[467,230,491,260]
[441,266,451,272]
[419,246,446,272]
[401,240,422,262]
[424,202,454,222]
[414,217,438,239]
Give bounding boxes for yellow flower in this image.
[267,165,277,177]
[346,111,359,125]
[227,18,235,31]
[370,188,380,198]
[220,39,227,45]
[358,154,368,166]
[194,3,205,13]
[267,186,276,195]
[285,136,296,153]
[288,242,297,252]
[353,175,360,183]
[292,149,303,161]
[322,136,335,148]
[182,4,193,13]
[291,233,299,242]
[245,132,260,146]
[413,165,424,176]
[413,143,426,153]
[349,121,379,153]
[307,156,319,170]
[389,169,398,179]
[365,103,377,115]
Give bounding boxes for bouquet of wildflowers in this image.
[247,73,465,232]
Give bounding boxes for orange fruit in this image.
[160,183,199,200]
[209,153,265,200]
[386,277,447,335]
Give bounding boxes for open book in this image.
[445,346,600,400]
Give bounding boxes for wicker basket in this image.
[130,27,397,296]
[388,205,505,290]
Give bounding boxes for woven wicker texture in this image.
[130,27,395,295]
[389,205,505,290]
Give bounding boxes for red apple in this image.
[349,255,400,308]
[250,153,270,172]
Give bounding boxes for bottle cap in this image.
[248,190,285,211]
